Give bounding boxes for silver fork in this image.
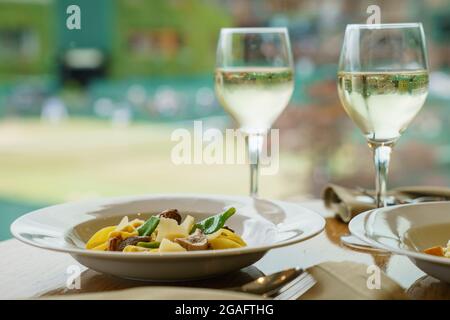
[272,270,316,300]
[232,268,316,300]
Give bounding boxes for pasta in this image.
[85,207,246,253]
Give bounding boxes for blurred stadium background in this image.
[0,0,450,239]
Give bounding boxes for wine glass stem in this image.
[247,133,264,198]
[372,144,392,207]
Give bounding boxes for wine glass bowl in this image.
[337,23,429,207]
[215,67,294,134]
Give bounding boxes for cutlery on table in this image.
[229,267,316,300]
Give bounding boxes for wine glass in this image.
[338,23,429,207]
[215,28,294,197]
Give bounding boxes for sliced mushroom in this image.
[117,236,152,251]
[175,229,209,251]
[159,209,182,224]
[107,235,122,251]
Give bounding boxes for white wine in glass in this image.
[338,23,429,207]
[215,67,294,134]
[215,28,294,197]
[338,71,429,144]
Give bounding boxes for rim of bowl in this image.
[349,204,450,266]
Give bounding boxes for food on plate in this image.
[423,240,450,258]
[85,207,246,253]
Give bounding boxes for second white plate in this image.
[349,202,450,283]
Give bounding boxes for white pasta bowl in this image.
[349,202,450,283]
[11,194,325,281]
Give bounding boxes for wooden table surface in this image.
[1,200,449,300]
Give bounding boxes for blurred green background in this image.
[1,0,450,240]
